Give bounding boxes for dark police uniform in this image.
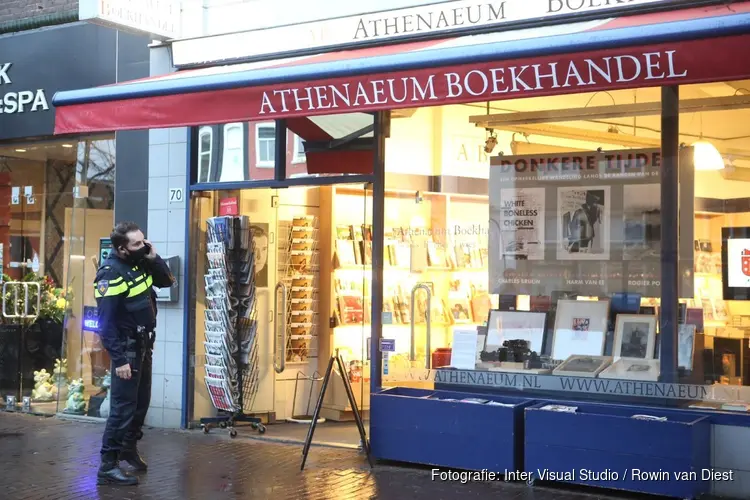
[94,253,174,479]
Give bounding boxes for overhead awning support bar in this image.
[304,138,373,153]
[470,94,750,128]
[329,125,375,148]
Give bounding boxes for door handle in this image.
[273,282,287,374]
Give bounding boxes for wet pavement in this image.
[0,411,645,500]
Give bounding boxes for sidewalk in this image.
[0,412,628,500]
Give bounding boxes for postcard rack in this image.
[200,215,266,436]
[277,216,320,365]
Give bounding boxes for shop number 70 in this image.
[169,188,184,203]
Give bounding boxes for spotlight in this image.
[484,129,498,154]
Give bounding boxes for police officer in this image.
[95,221,175,486]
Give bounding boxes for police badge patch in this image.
[97,280,109,295]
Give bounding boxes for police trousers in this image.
[101,335,152,456]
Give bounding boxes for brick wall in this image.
[0,0,78,26]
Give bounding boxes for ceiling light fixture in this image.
[61,144,73,148]
[484,128,498,154]
[15,149,26,153]
[693,140,725,171]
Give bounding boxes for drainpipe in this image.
[0,10,78,35]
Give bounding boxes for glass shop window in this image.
[197,126,213,183]
[378,89,704,402]
[255,123,275,168]
[680,79,750,412]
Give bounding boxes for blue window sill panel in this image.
[524,402,711,499]
[370,387,535,472]
[434,381,750,428]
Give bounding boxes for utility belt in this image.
[124,325,155,354]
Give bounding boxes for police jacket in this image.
[94,255,175,368]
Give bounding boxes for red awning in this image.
[53,3,750,135]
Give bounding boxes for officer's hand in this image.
[143,239,157,260]
[115,363,132,380]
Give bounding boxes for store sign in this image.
[488,148,694,298]
[171,0,671,66]
[54,34,750,135]
[408,368,750,404]
[79,0,180,39]
[257,48,687,116]
[0,63,50,115]
[383,367,750,405]
[1,23,148,141]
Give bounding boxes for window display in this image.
[377,82,750,413]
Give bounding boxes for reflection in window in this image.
[293,134,306,163]
[256,123,275,168]
[220,123,245,182]
[198,126,213,183]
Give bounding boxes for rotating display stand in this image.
[200,215,266,437]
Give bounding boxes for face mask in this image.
[125,245,149,264]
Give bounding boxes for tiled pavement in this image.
[0,412,641,500]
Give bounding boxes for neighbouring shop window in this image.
[219,123,247,182]
[0,136,115,418]
[255,122,275,168]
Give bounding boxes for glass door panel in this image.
[189,182,368,445]
[189,188,279,423]
[379,190,457,391]
[325,183,369,438]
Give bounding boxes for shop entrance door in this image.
[192,182,370,445]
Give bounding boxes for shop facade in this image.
[0,22,150,417]
[53,1,750,498]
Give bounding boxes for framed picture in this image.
[557,186,611,260]
[552,355,612,378]
[599,358,660,381]
[613,314,657,360]
[552,299,609,361]
[678,324,696,370]
[486,310,547,354]
[447,294,473,324]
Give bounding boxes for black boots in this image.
[120,448,148,472]
[97,452,138,486]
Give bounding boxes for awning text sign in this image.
[172,0,670,66]
[53,34,750,135]
[257,48,685,115]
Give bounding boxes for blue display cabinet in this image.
[524,402,711,499]
[371,387,535,472]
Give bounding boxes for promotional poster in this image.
[489,148,694,297]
